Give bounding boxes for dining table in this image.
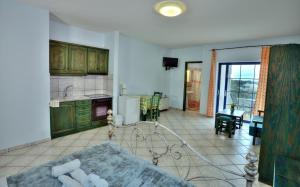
[215,109,245,130]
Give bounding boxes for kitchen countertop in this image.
[51,94,112,103]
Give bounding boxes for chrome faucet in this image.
[63,85,73,97]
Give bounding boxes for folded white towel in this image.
[70,168,90,187]
[88,174,108,187]
[0,177,8,187]
[52,159,81,177]
[58,175,82,187]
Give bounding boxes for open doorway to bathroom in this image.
[183,61,202,112]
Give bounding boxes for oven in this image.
[91,97,112,121]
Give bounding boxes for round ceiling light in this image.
[154,0,187,17]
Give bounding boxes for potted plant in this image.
[230,103,236,113]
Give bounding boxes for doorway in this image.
[183,61,203,111]
[216,62,260,121]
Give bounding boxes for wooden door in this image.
[87,48,100,74]
[49,41,68,75]
[99,49,109,75]
[50,101,76,138]
[68,44,87,75]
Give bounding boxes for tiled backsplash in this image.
[50,75,113,99]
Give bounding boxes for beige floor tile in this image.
[71,140,89,147]
[190,180,209,187]
[78,133,95,140]
[25,146,49,155]
[197,165,227,180]
[4,147,32,156]
[42,147,66,156]
[0,166,24,177]
[160,166,179,176]
[54,139,74,147]
[88,140,103,147]
[7,156,37,166]
[206,155,233,165]
[0,155,18,166]
[30,155,58,166]
[219,165,245,180]
[177,166,202,179]
[225,155,248,165]
[62,133,81,140]
[60,147,85,156]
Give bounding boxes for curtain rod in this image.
[213,44,272,51]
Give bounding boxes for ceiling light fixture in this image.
[154,0,187,17]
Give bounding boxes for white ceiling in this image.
[21,0,300,48]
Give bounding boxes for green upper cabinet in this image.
[87,48,100,74]
[68,44,87,75]
[49,41,68,75]
[99,49,109,75]
[50,101,76,138]
[87,48,109,75]
[49,40,109,76]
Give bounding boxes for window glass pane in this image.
[242,107,252,121]
[253,80,259,93]
[226,91,238,105]
[238,93,253,108]
[239,79,255,93]
[255,65,260,79]
[229,65,240,78]
[241,65,255,78]
[227,78,240,92]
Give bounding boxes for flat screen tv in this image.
[163,57,178,70]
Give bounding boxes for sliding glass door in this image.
[216,62,260,121]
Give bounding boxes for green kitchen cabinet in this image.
[50,40,109,75]
[87,48,100,74]
[49,41,68,75]
[99,49,109,75]
[68,44,87,75]
[50,101,76,138]
[87,48,109,75]
[75,100,91,130]
[92,120,107,127]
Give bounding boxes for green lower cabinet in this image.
[51,100,108,139]
[75,100,91,130]
[92,120,107,127]
[50,101,76,138]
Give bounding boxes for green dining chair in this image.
[148,95,161,121]
[215,114,236,138]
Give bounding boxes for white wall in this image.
[167,35,300,114]
[118,34,170,96]
[50,16,105,49]
[0,0,50,150]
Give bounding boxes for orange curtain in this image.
[206,49,216,117]
[253,47,270,115]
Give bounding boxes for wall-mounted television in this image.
[163,57,178,70]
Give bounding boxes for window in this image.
[216,63,260,121]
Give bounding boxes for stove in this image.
[85,94,112,121]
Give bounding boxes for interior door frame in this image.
[183,61,203,111]
[215,62,260,115]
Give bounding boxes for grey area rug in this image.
[7,142,194,187]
